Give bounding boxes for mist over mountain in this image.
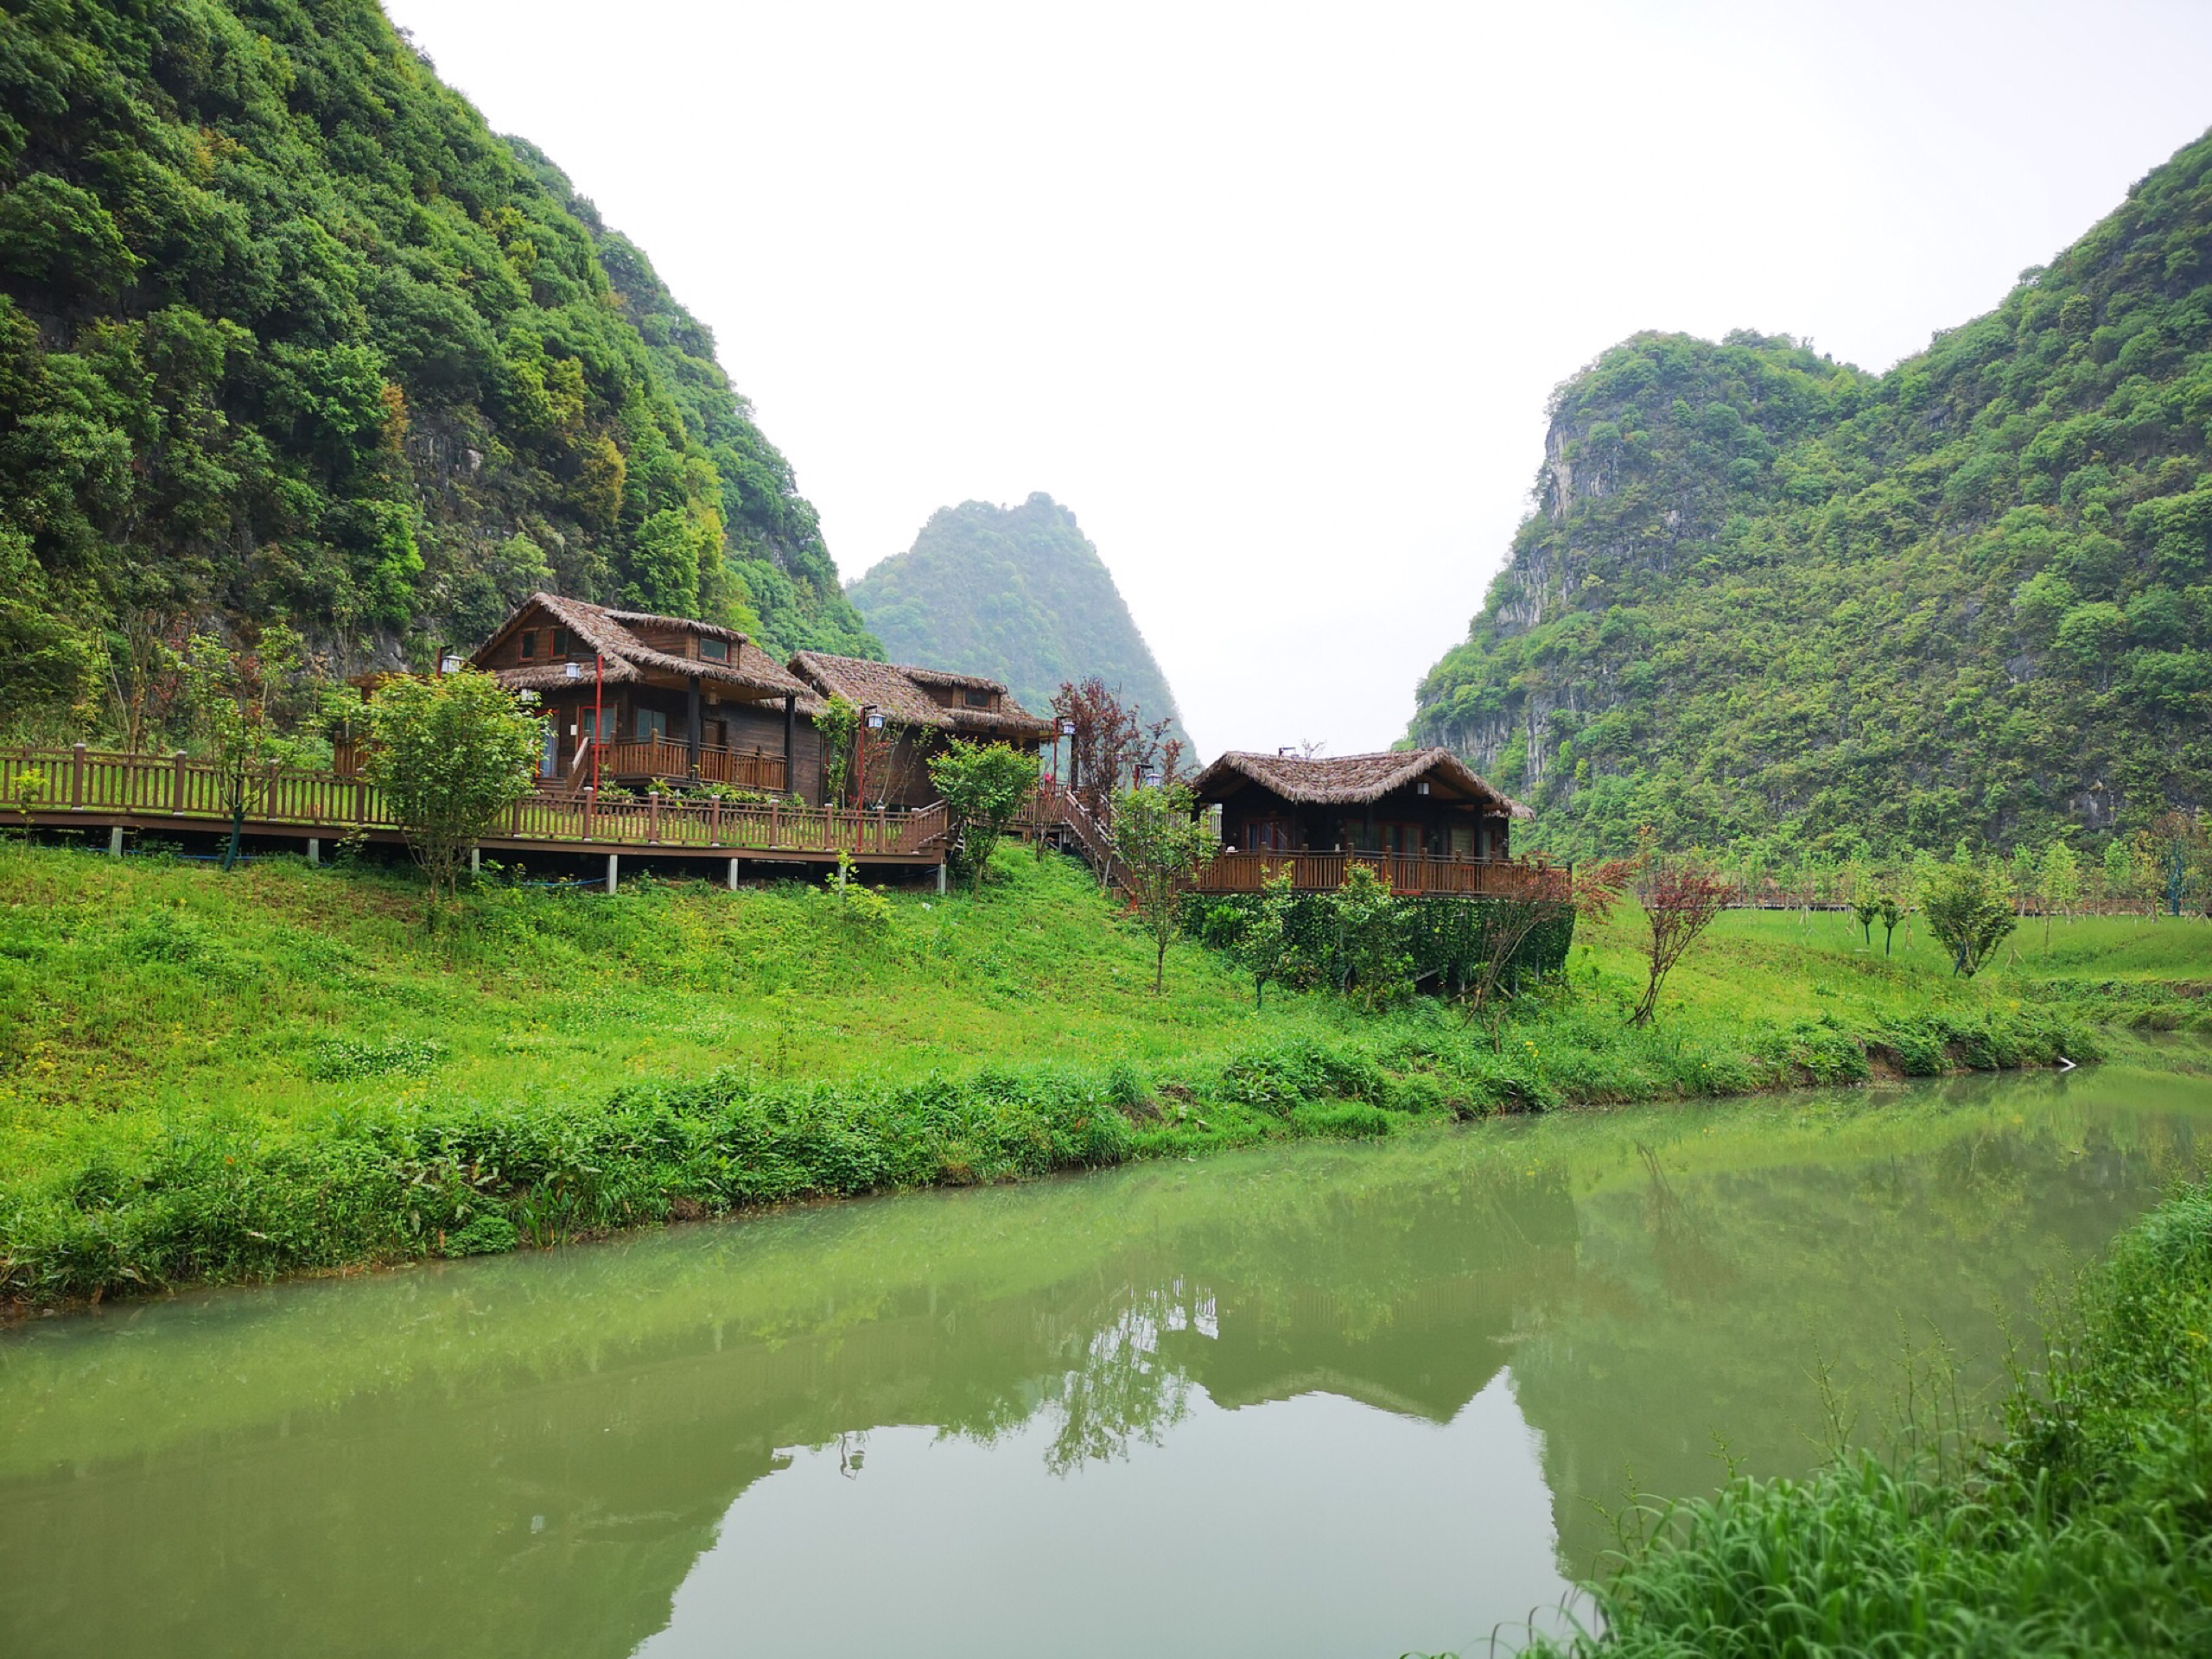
[848,493,1189,747]
[0,0,875,729]
[1412,130,2212,855]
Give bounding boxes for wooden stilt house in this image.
[1190,748,1554,898]
[472,594,817,796]
[787,654,1057,809]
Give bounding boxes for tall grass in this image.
[1516,1181,2212,1656]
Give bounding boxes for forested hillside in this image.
[1413,129,2212,858]
[848,493,1188,742]
[0,0,876,734]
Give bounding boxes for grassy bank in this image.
[1,841,2200,1304]
[1514,1177,2212,1656]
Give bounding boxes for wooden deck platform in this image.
[3,746,945,866]
[1192,850,1570,899]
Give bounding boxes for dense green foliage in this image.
[1414,129,2212,858]
[361,667,541,905]
[926,737,1036,891]
[4,836,2181,1303]
[1520,1179,2212,1656]
[0,0,874,739]
[846,493,1187,741]
[1192,884,1575,997]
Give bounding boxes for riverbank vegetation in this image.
[3,840,2208,1304]
[1515,1176,2212,1656]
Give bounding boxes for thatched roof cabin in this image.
[1192,747,1529,859]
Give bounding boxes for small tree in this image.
[2147,810,2209,918]
[365,670,543,917]
[2038,842,2082,949]
[928,739,1037,893]
[1630,849,1731,1026]
[816,696,861,808]
[1922,855,2017,977]
[1236,868,1305,1009]
[1851,894,1880,949]
[1109,779,1219,993]
[2101,838,2136,915]
[177,628,313,872]
[1459,887,1573,1050]
[1878,893,1906,957]
[1332,861,1411,1012]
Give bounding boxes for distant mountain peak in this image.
[849,495,1188,747]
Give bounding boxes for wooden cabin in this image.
[788,653,1056,809]
[1190,748,1541,896]
[473,594,817,796]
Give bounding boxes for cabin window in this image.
[550,628,571,657]
[1451,824,1475,857]
[963,689,992,709]
[519,629,538,660]
[574,708,619,743]
[1242,821,1293,853]
[635,709,669,742]
[699,637,729,662]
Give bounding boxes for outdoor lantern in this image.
[865,708,885,731]
[1058,718,1075,738]
[1141,769,1161,788]
[440,654,464,675]
[563,662,582,679]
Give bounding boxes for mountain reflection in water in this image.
[0,1066,2204,1659]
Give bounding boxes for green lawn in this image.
[0,840,2201,1301]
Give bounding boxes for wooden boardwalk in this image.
[3,746,947,866]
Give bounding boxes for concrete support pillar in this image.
[936,862,947,895]
[108,825,124,858]
[605,853,619,894]
[307,838,320,866]
[469,846,480,876]
[727,857,739,891]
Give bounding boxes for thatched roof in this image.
[1192,748,1532,818]
[789,652,1056,740]
[472,594,809,700]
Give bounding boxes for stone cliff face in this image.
[1405,142,2212,857]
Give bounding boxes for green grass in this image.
[0,841,2196,1303]
[1512,1178,2212,1656]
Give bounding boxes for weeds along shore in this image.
[1508,1178,2212,1657]
[3,842,2193,1306]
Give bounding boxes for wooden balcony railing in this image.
[0,746,942,860]
[592,735,786,791]
[1193,850,1570,899]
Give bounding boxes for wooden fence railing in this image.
[0,747,940,858]
[1192,850,1571,899]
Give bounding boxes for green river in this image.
[3,1065,2207,1656]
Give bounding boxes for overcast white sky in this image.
[385,0,2212,757]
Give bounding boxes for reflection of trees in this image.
[1040,1290,1196,1475]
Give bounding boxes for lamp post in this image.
[857,704,883,810]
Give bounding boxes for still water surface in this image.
[3,1065,2208,1657]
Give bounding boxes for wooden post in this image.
[605,853,619,894]
[172,750,187,816]
[69,742,85,810]
[686,674,702,776]
[770,798,780,847]
[648,790,661,843]
[782,694,796,800]
[710,797,722,847]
